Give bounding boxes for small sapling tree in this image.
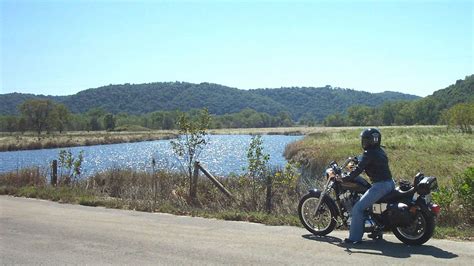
[170,108,211,199]
[58,149,84,185]
[246,135,270,211]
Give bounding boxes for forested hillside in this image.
[252,86,418,121]
[428,75,474,109]
[323,75,474,127]
[0,82,418,121]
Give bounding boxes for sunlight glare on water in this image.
[0,135,302,177]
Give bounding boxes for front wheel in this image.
[298,193,337,236]
[392,210,435,246]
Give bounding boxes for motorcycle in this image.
[298,157,440,245]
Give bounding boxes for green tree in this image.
[54,104,70,133]
[277,111,293,127]
[445,103,474,133]
[323,113,346,127]
[89,116,101,131]
[58,149,84,184]
[103,113,116,131]
[246,135,270,211]
[170,108,211,197]
[346,105,373,126]
[19,99,57,135]
[0,115,18,133]
[18,117,27,134]
[86,107,106,131]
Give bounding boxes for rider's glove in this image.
[341,173,351,180]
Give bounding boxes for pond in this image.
[0,135,302,177]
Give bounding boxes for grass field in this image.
[284,126,473,237]
[284,126,473,184]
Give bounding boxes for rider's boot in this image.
[367,230,383,240]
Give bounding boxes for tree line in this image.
[0,81,419,121]
[1,75,471,133]
[1,97,472,134]
[323,100,473,133]
[323,75,474,132]
[0,99,295,134]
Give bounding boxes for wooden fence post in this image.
[152,158,157,207]
[51,160,57,186]
[197,162,233,199]
[190,161,200,202]
[265,175,272,213]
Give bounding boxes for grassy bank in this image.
[1,164,472,240]
[0,126,422,152]
[0,131,176,151]
[284,126,473,184]
[0,167,301,226]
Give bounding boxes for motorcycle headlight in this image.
[326,168,335,179]
[347,161,356,171]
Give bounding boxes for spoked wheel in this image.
[392,210,435,246]
[298,193,337,236]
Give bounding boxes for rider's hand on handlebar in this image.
[338,173,350,181]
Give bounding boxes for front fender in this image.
[307,189,340,217]
[308,188,322,197]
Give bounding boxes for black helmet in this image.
[360,128,381,149]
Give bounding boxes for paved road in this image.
[1,195,472,265]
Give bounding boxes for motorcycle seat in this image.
[376,187,415,203]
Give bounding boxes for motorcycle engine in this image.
[339,191,360,218]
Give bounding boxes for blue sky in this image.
[1,0,472,97]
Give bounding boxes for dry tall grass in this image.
[0,131,175,151]
[284,126,473,184]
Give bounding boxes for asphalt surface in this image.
[1,195,472,265]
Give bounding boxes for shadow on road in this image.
[302,234,343,244]
[302,234,458,259]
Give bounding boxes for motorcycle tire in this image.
[298,193,337,236]
[392,209,435,246]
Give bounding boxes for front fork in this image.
[313,177,334,215]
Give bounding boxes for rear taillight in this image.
[430,204,441,216]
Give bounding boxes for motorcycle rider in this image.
[342,128,395,244]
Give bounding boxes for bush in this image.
[453,167,474,223]
[432,167,474,226]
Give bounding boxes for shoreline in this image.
[0,127,311,152]
[0,131,177,152]
[0,126,444,152]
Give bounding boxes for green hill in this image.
[2,75,471,125]
[427,75,474,109]
[0,82,420,121]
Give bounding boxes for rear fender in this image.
[415,197,436,218]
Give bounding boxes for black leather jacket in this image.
[346,146,393,183]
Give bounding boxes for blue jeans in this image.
[349,179,395,241]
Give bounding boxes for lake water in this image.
[0,135,302,177]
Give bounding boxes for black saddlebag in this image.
[383,203,412,227]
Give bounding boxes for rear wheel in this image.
[298,193,337,236]
[392,210,435,246]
